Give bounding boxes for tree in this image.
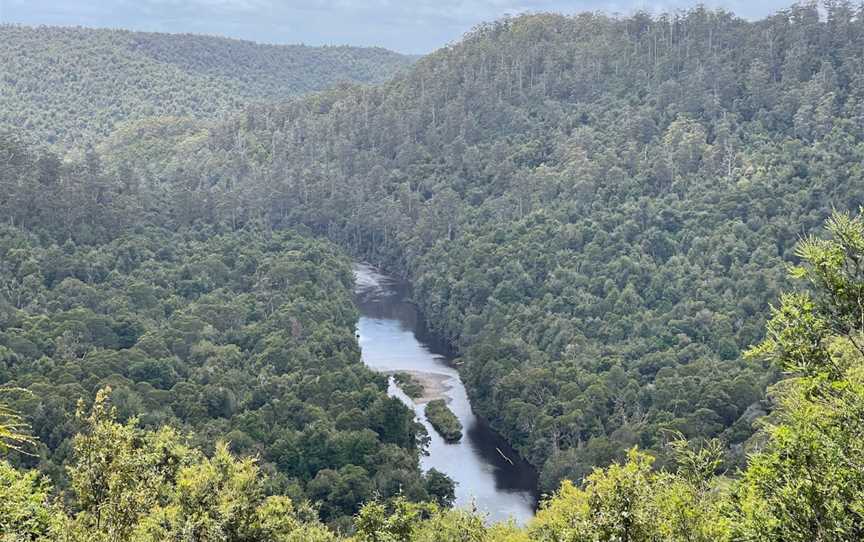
[423,469,456,508]
[0,389,35,454]
[530,443,731,542]
[0,395,56,542]
[133,445,336,542]
[64,388,194,540]
[736,210,864,542]
[0,460,58,541]
[9,387,339,541]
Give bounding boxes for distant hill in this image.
[0,25,414,149]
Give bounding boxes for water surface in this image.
[354,263,538,524]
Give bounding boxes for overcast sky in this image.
[0,0,797,54]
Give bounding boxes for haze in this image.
[1,0,797,54]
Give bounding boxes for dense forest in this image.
[0,135,457,531]
[2,1,864,540]
[0,25,413,150]
[5,208,863,541]
[82,1,864,490]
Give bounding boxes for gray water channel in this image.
[354,263,538,525]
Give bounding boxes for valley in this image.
[354,263,537,524]
[2,2,864,540]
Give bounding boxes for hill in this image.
[89,1,864,491]
[2,2,864,540]
[0,25,414,149]
[0,133,456,527]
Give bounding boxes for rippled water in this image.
[354,263,538,524]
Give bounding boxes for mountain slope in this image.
[0,25,414,149]
[3,0,864,500]
[0,136,451,526]
[83,2,864,491]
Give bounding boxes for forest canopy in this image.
[2,1,864,540]
[5,207,864,541]
[0,216,452,529]
[0,25,414,150]
[80,0,864,491]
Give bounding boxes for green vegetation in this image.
[0,222,452,528]
[3,1,864,539]
[731,211,864,541]
[0,25,413,149]
[393,372,425,399]
[525,209,864,542]
[4,208,864,541]
[101,1,864,491]
[0,389,35,453]
[424,399,462,443]
[2,389,339,541]
[0,132,456,528]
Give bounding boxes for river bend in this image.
[354,263,538,524]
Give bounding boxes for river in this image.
[354,263,538,525]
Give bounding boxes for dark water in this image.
[354,263,538,524]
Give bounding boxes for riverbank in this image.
[354,262,539,524]
[388,370,453,404]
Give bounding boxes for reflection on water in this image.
[354,263,538,525]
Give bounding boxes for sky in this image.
[0,0,797,54]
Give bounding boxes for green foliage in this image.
[423,400,462,443]
[67,1,864,488]
[749,210,864,379]
[393,373,424,399]
[65,388,193,540]
[533,451,660,542]
[733,365,864,541]
[422,469,456,509]
[354,498,511,542]
[0,460,58,541]
[0,388,36,454]
[0,25,413,150]
[747,293,834,377]
[473,208,864,542]
[354,498,437,542]
[0,390,338,541]
[4,3,864,540]
[132,444,335,542]
[530,447,731,542]
[736,210,864,541]
[665,432,725,488]
[0,222,439,526]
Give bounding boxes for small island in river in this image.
[393,372,425,399]
[389,370,453,403]
[425,399,463,443]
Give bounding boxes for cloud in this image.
[1,0,795,53]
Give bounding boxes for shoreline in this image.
[386,370,453,404]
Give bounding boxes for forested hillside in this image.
[91,2,864,491]
[6,208,864,541]
[3,2,864,540]
[0,25,413,149]
[0,133,457,531]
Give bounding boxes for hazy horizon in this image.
[1,0,798,55]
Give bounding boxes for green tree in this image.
[65,388,193,541]
[0,460,58,542]
[737,210,864,541]
[0,395,57,542]
[0,389,35,454]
